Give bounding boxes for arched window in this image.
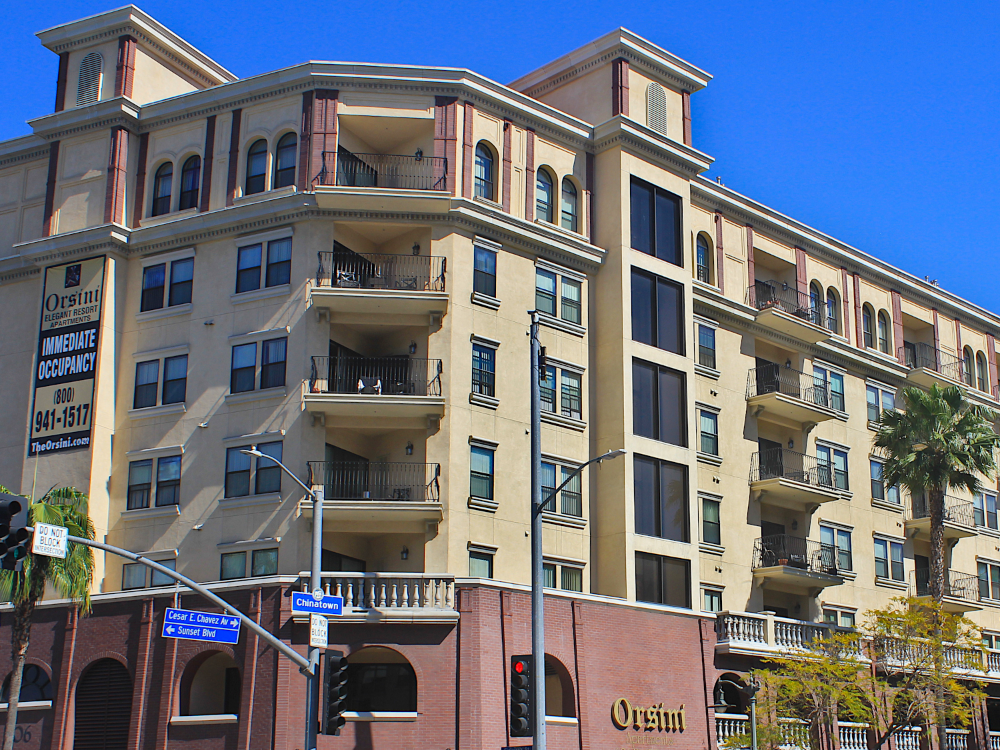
[344,647,416,713]
[178,156,201,211]
[561,178,578,232]
[646,82,667,135]
[180,651,241,716]
[245,139,268,195]
[713,674,747,715]
[1,665,53,703]
[862,305,874,349]
[151,162,173,217]
[545,656,576,718]
[474,142,495,201]
[826,288,840,334]
[810,282,824,326]
[74,659,132,750]
[273,133,297,189]
[877,311,891,354]
[536,168,554,223]
[963,347,974,386]
[77,52,103,106]
[696,234,712,284]
[977,352,988,392]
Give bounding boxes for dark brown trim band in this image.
[501,120,512,212]
[226,108,242,207]
[54,53,69,112]
[199,116,216,213]
[434,96,458,196]
[104,127,129,225]
[114,35,137,99]
[612,58,630,117]
[682,91,692,146]
[462,101,475,198]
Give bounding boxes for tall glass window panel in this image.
[178,156,201,210]
[979,562,1000,600]
[826,290,839,333]
[245,139,267,195]
[273,133,296,188]
[141,263,166,312]
[540,462,556,512]
[635,552,689,608]
[874,538,889,579]
[817,445,849,490]
[862,307,874,349]
[560,467,582,516]
[151,558,176,587]
[630,270,683,354]
[162,355,187,404]
[473,246,497,297]
[867,385,880,422]
[561,371,582,420]
[633,455,688,542]
[540,366,556,413]
[474,143,495,200]
[265,238,292,288]
[977,353,988,391]
[133,360,159,409]
[230,343,257,393]
[560,178,578,232]
[890,541,904,580]
[472,344,495,397]
[821,526,852,571]
[470,446,494,500]
[561,278,581,324]
[630,178,653,256]
[561,566,583,592]
[698,325,716,369]
[255,442,283,495]
[225,447,252,498]
[878,312,891,354]
[155,455,181,507]
[260,338,287,389]
[543,562,557,588]
[252,548,278,576]
[151,162,172,216]
[657,366,686,446]
[168,258,194,306]
[535,269,557,316]
[629,179,685,266]
[696,235,711,283]
[536,169,554,223]
[127,460,152,510]
[221,552,247,580]
[975,492,999,529]
[870,460,886,501]
[632,360,686,447]
[702,498,721,546]
[699,411,718,455]
[236,244,262,293]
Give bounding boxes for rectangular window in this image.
[127,459,153,510]
[813,367,845,412]
[150,558,176,587]
[561,467,582,517]
[703,588,722,613]
[561,279,581,324]
[975,492,999,530]
[820,525,852,572]
[472,344,495,397]
[978,562,1000,601]
[168,258,194,306]
[823,609,855,628]
[817,445,849,490]
[541,462,556,511]
[141,263,166,312]
[252,548,279,576]
[265,238,292,287]
[632,360,687,446]
[133,360,159,409]
[540,366,556,413]
[702,498,721,546]
[469,551,493,578]
[155,455,181,507]
[698,324,716,369]
[162,355,188,404]
[122,563,146,589]
[473,246,497,298]
[630,177,682,266]
[631,269,684,354]
[255,442,283,495]
[633,456,688,542]
[699,411,718,456]
[230,343,257,393]
[867,384,895,423]
[221,551,247,580]
[470,446,494,501]
[260,338,287,389]
[561,371,582,420]
[561,566,583,592]
[875,538,904,581]
[536,269,557,316]
[635,552,690,608]
[870,460,900,504]
[236,244,263,293]
[225,446,252,498]
[543,562,557,588]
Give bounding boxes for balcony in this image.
[312,149,452,213]
[747,281,833,344]
[294,573,458,624]
[910,569,981,613]
[900,341,963,389]
[904,495,976,541]
[304,355,445,430]
[746,365,844,427]
[715,610,852,657]
[312,250,448,323]
[305,461,442,532]
[750,448,845,510]
[752,534,844,592]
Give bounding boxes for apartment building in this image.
[0,6,998,750]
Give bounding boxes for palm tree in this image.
[0,486,94,750]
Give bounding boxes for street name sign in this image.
[31,523,67,559]
[291,591,343,615]
[310,614,329,648]
[162,607,241,644]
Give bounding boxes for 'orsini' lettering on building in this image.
[611,698,686,732]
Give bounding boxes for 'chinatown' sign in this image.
[612,698,687,732]
[28,256,106,456]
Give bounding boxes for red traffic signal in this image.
[509,655,533,737]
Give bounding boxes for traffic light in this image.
[321,650,349,736]
[0,494,27,571]
[509,654,533,738]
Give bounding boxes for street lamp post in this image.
[240,447,324,750]
[712,677,760,750]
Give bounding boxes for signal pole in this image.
[529,312,546,750]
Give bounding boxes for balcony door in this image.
[915,554,930,595]
[331,240,376,288]
[322,548,367,572]
[325,443,370,500]
[337,146,378,187]
[755,358,781,396]
[758,438,784,479]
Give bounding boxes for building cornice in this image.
[27,97,140,141]
[0,134,49,169]
[595,116,713,176]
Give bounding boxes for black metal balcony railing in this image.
[746,365,843,411]
[307,461,440,502]
[747,280,826,327]
[316,251,446,292]
[315,151,448,191]
[907,494,977,528]
[750,447,849,491]
[309,356,442,396]
[912,568,980,602]
[899,341,963,382]
[752,534,840,576]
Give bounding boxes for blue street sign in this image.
[291,591,344,615]
[162,607,241,644]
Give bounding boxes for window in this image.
[246,139,268,195]
[979,561,1000,601]
[826,289,840,333]
[122,563,146,589]
[874,538,904,582]
[77,52,102,106]
[470,446,494,501]
[223,443,282,498]
[1,665,53,703]
[630,177,682,266]
[635,552,690,608]
[559,466,582,516]
[866,384,895,423]
[168,258,194,306]
[543,561,583,592]
[265,238,292,287]
[702,497,721,546]
[155,455,181,507]
[474,142,495,200]
[634,456,688,542]
[150,558,176,587]
[254,442,283,494]
[162,355,187,404]
[561,371,582,420]
[870,460,899,505]
[236,238,292,294]
[472,344,495,397]
[975,492,998,530]
[877,311,891,354]
[631,269,683,354]
[561,278,581,324]
[469,550,493,577]
[225,447,252,498]
[142,257,193,312]
[813,365,845,412]
[178,156,201,210]
[540,366,556,413]
[632,360,686,446]
[260,338,287,389]
[221,551,247,579]
[822,608,856,628]
[697,324,716,369]
[696,235,711,283]
[810,282,824,326]
[561,178,578,232]
[230,343,257,393]
[699,410,718,456]
[536,168,554,223]
[862,305,874,349]
[646,82,667,134]
[151,163,173,216]
[977,352,988,392]
[473,246,497,297]
[703,588,723,613]
[273,133,297,189]
[251,548,278,576]
[133,361,159,409]
[816,444,849,490]
[127,460,153,510]
[536,269,557,316]
[236,244,262,293]
[984,632,1000,650]
[140,264,166,312]
[963,347,974,386]
[820,525,852,572]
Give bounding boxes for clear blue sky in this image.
[4,1,999,311]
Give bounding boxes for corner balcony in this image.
[900,342,963,389]
[910,569,981,613]
[752,534,844,593]
[904,495,976,541]
[715,610,853,657]
[311,250,448,325]
[746,365,844,428]
[294,573,458,625]
[312,150,451,213]
[304,460,442,533]
[747,281,833,344]
[303,355,445,430]
[750,448,845,510]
